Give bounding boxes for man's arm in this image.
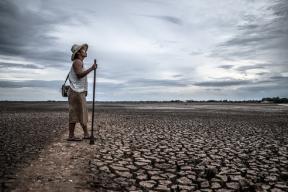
[73,60,96,79]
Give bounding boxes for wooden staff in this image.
[90,59,97,145]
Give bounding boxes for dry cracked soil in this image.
[0,102,288,192]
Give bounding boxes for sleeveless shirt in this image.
[69,60,87,93]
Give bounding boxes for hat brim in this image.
[71,43,88,61]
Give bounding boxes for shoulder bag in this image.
[61,73,70,97]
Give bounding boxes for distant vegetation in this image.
[93,97,288,103]
[99,97,288,103]
[186,97,288,103]
[261,97,288,103]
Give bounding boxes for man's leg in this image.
[69,123,76,138]
[81,123,90,138]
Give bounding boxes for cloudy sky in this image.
[0,0,287,101]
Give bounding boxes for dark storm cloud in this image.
[218,64,266,73]
[194,79,251,87]
[256,72,268,76]
[0,80,62,88]
[142,15,182,25]
[246,85,288,92]
[227,63,287,74]
[238,83,288,95]
[0,0,51,53]
[270,76,288,81]
[217,64,234,69]
[101,73,288,91]
[204,88,222,92]
[172,74,183,78]
[259,75,288,85]
[221,35,278,47]
[236,65,265,72]
[156,16,182,25]
[0,0,70,67]
[212,0,288,63]
[99,78,189,91]
[0,78,188,90]
[0,62,43,69]
[194,75,288,92]
[127,78,188,87]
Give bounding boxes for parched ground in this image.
[0,102,288,192]
[0,102,68,191]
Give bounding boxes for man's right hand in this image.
[92,59,97,70]
[91,63,97,70]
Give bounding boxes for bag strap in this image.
[64,72,69,85]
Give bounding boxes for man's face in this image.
[79,48,87,58]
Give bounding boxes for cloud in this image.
[193,74,288,98]
[0,0,286,101]
[194,79,251,87]
[217,62,287,78]
[144,15,183,25]
[0,77,189,91]
[217,64,234,69]
[0,62,43,69]
[0,80,62,88]
[235,65,265,72]
[270,75,288,81]
[212,0,288,64]
[0,0,71,67]
[238,83,288,97]
[125,78,188,87]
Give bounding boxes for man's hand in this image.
[91,63,97,70]
[91,59,97,70]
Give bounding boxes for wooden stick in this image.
[90,59,97,145]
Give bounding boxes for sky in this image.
[0,0,287,101]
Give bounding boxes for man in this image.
[67,43,97,141]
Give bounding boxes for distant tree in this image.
[170,100,183,103]
[261,97,288,103]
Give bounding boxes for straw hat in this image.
[71,43,88,61]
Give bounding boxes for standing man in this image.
[67,43,97,141]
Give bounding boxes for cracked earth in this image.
[1,103,288,192]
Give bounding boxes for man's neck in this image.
[78,56,84,61]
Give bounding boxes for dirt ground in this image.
[11,120,97,192]
[0,102,288,192]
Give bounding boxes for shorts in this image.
[68,88,88,126]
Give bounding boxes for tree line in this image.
[184,97,288,103]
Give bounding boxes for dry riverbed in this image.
[0,102,288,192]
